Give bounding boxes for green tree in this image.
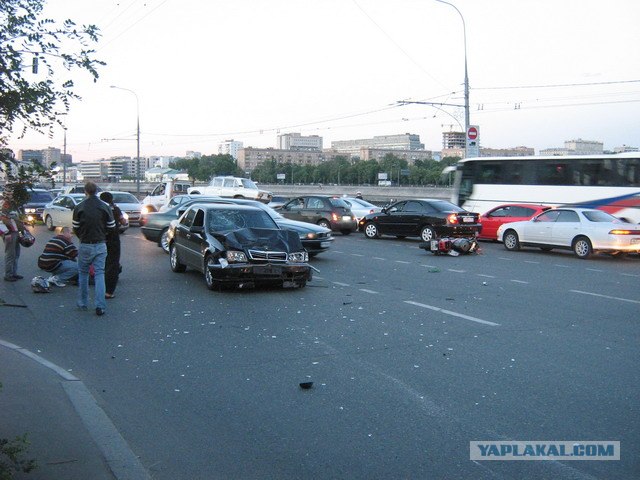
[0,0,104,207]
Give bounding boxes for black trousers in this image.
[105,238,121,295]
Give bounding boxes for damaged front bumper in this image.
[207,262,312,288]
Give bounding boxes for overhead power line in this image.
[474,79,640,90]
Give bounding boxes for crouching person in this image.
[37,227,79,287]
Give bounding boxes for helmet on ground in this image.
[31,276,50,293]
[18,231,36,247]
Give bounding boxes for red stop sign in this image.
[467,127,478,140]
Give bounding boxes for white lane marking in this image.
[351,253,364,257]
[554,264,570,268]
[511,279,529,284]
[570,290,640,304]
[498,257,512,261]
[447,268,465,273]
[373,257,386,261]
[421,264,437,268]
[333,282,350,287]
[621,273,640,278]
[404,301,500,326]
[360,288,379,294]
[586,268,604,272]
[524,260,540,264]
[395,260,410,264]
[477,274,496,278]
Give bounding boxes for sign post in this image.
[466,125,480,158]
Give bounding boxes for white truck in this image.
[141,179,192,213]
[187,176,272,203]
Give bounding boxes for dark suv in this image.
[276,196,357,235]
[359,198,481,241]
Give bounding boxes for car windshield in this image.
[329,198,350,208]
[426,200,465,213]
[111,193,140,204]
[29,191,54,202]
[240,179,258,189]
[582,210,620,222]
[207,209,277,232]
[349,198,376,208]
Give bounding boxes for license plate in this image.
[321,241,331,247]
[462,217,474,223]
[430,240,438,250]
[254,265,282,275]
[342,215,352,221]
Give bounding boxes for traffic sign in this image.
[467,126,478,140]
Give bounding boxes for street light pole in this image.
[435,0,470,134]
[63,128,67,186]
[110,85,141,195]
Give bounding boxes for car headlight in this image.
[25,208,36,214]
[300,232,317,240]
[122,211,129,221]
[288,251,309,263]
[226,250,248,263]
[141,205,153,214]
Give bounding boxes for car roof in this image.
[189,203,264,212]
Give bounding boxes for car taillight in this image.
[447,213,458,224]
[332,213,339,221]
[609,229,640,235]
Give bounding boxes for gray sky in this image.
[8,0,640,161]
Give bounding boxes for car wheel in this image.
[573,236,592,259]
[45,215,55,231]
[363,222,380,239]
[204,255,216,290]
[540,247,553,252]
[317,219,331,230]
[170,243,186,272]
[503,230,520,251]
[420,226,436,242]
[159,228,170,254]
[341,230,351,236]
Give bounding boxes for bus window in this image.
[478,163,504,184]
[536,162,571,185]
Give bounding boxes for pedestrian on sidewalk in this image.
[1,199,25,282]
[37,227,79,287]
[72,182,115,316]
[99,191,126,299]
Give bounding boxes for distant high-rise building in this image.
[613,145,638,153]
[331,133,424,156]
[218,140,243,159]
[185,151,202,159]
[277,133,322,151]
[540,139,604,156]
[18,149,44,165]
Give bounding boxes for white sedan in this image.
[496,207,640,259]
[42,193,129,233]
[342,197,383,225]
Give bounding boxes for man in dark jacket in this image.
[72,182,116,316]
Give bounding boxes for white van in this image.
[187,176,272,203]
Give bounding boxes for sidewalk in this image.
[0,261,149,480]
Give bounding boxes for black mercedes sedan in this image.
[167,204,312,290]
[359,198,481,241]
[142,195,333,257]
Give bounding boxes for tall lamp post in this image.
[435,0,470,134]
[110,85,141,194]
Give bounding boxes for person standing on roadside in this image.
[37,227,79,287]
[99,191,126,299]
[72,182,115,316]
[1,199,25,282]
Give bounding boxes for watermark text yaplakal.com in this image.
[470,441,620,461]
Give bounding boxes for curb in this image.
[0,338,150,480]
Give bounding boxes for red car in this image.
[478,204,550,240]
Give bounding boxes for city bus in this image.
[451,152,640,223]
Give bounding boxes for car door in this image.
[302,197,326,224]
[279,197,306,222]
[47,196,68,225]
[550,210,581,246]
[174,208,197,267]
[401,200,428,236]
[520,210,560,244]
[377,201,409,235]
[480,206,511,239]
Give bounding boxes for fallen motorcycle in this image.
[419,236,479,256]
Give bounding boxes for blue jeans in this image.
[3,232,20,278]
[51,259,79,283]
[77,242,107,310]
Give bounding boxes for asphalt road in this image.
[2,225,639,479]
